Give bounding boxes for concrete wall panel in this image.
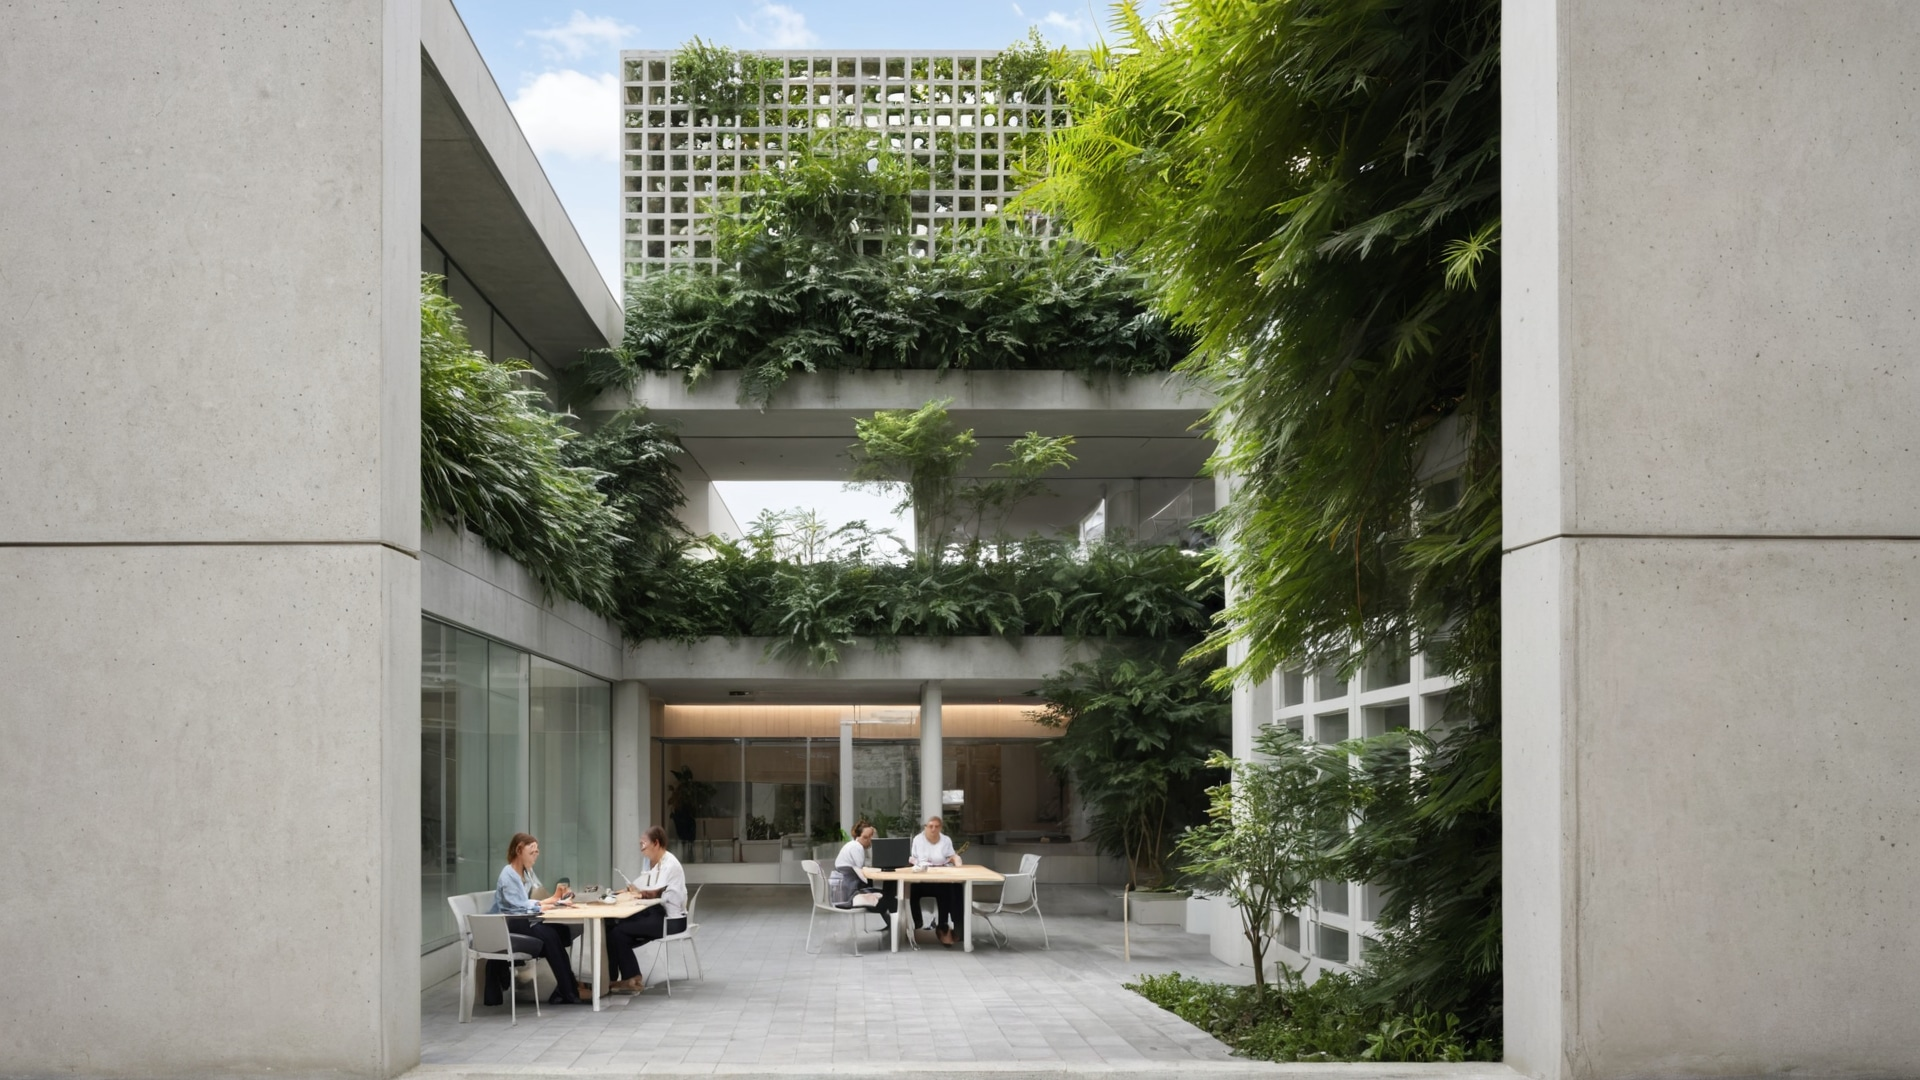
[0,544,420,1077]
[420,526,624,680]
[1510,0,1920,547]
[0,0,419,548]
[1563,538,1920,1076]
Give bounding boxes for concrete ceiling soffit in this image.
[419,3,621,362]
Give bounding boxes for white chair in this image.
[801,859,869,955]
[973,853,1049,949]
[464,913,541,1025]
[642,884,704,995]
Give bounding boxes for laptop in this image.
[870,837,911,871]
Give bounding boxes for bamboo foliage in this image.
[1030,0,1502,1033]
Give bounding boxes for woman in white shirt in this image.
[830,821,897,931]
[908,815,964,946]
[605,826,688,993]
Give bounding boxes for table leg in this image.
[963,881,974,952]
[590,920,603,1012]
[890,879,903,953]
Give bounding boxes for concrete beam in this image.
[626,635,1097,704]
[420,0,619,363]
[591,370,1217,482]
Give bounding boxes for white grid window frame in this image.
[1264,645,1460,974]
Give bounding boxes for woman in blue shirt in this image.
[483,832,587,1006]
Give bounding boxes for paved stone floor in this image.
[421,884,1256,1072]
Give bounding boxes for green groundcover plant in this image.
[1129,970,1495,1063]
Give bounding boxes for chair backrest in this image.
[999,872,1036,907]
[447,894,479,944]
[800,859,829,907]
[1018,853,1042,878]
[685,883,704,918]
[466,912,516,956]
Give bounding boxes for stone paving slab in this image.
[423,885,1289,1072]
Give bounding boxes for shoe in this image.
[576,981,594,999]
[610,976,644,994]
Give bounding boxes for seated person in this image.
[485,832,588,1006]
[604,826,687,993]
[908,815,965,947]
[830,821,897,930]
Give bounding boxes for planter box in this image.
[1185,894,1212,935]
[740,839,782,863]
[1129,890,1189,925]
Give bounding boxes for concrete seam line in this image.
[0,540,422,558]
[1502,532,1920,556]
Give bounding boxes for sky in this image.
[450,1,1144,536]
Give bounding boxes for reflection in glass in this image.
[420,621,492,951]
[530,656,611,892]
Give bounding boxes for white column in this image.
[0,1,422,1074]
[919,680,943,825]
[611,680,649,873]
[1504,4,1920,1078]
[839,717,855,836]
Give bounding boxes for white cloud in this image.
[735,3,819,48]
[525,10,637,61]
[1037,10,1092,41]
[509,70,619,164]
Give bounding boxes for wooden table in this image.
[862,865,1005,953]
[539,895,661,1011]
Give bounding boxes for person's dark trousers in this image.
[483,917,581,1005]
[909,882,963,933]
[604,906,688,982]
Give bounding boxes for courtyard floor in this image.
[420,883,1257,1072]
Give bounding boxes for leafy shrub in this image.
[1127,971,1494,1063]
[1037,0,1504,1037]
[617,532,1220,665]
[1031,646,1228,888]
[420,276,621,612]
[570,238,1190,407]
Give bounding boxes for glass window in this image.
[420,621,492,952]
[420,619,609,954]
[1363,641,1411,690]
[1281,912,1301,952]
[1317,879,1350,915]
[1363,703,1411,738]
[661,740,743,862]
[852,740,919,837]
[1316,923,1350,964]
[1315,712,1349,744]
[530,656,611,893]
[1281,669,1305,708]
[1313,665,1347,702]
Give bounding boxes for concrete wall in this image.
[1503,3,1920,1077]
[421,526,624,681]
[0,1,422,1076]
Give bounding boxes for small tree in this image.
[1032,646,1228,888]
[1178,723,1352,995]
[849,399,1075,559]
